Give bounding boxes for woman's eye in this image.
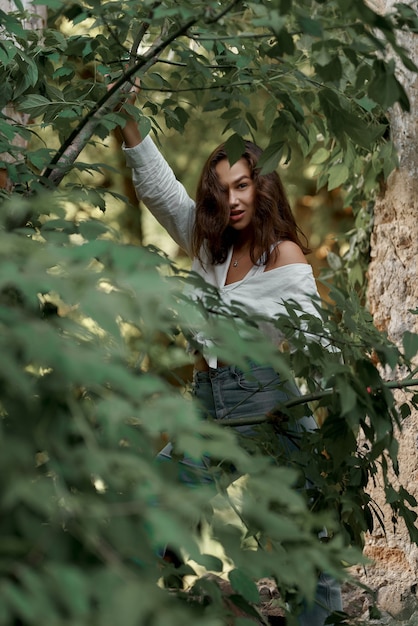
[237,183,247,189]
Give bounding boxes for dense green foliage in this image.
[1,196,417,625]
[3,0,417,197]
[1,1,418,624]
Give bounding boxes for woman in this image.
[117,113,342,625]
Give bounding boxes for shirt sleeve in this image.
[123,135,196,256]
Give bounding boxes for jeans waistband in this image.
[193,360,266,381]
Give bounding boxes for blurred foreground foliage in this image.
[0,195,417,625]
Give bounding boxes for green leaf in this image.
[310,148,330,165]
[0,39,18,64]
[228,117,251,137]
[257,141,284,174]
[369,605,382,620]
[195,554,224,572]
[1,12,26,38]
[14,51,39,98]
[315,56,343,83]
[138,115,151,138]
[224,133,246,166]
[27,148,55,171]
[327,163,349,190]
[368,60,410,111]
[402,331,418,361]
[298,16,323,37]
[78,219,110,240]
[16,95,54,117]
[272,28,295,56]
[228,569,259,604]
[245,111,258,131]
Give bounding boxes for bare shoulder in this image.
[266,240,308,270]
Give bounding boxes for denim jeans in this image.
[157,362,342,625]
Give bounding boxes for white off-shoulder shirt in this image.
[123,135,323,366]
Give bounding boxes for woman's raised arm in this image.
[111,82,196,256]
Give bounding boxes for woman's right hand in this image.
[107,76,142,148]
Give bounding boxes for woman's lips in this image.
[229,210,245,222]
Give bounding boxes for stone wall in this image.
[360,1,418,619]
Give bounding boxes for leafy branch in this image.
[42,22,194,185]
[41,0,243,187]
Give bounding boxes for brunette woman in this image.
[117,115,342,626]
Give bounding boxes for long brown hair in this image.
[192,141,310,265]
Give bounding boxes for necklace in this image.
[232,248,248,267]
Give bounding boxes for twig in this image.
[129,4,159,63]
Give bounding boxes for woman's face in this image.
[215,157,256,235]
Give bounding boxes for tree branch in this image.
[216,377,418,428]
[138,80,254,93]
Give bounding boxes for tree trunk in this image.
[358,0,418,619]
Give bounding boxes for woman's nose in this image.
[229,189,238,206]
